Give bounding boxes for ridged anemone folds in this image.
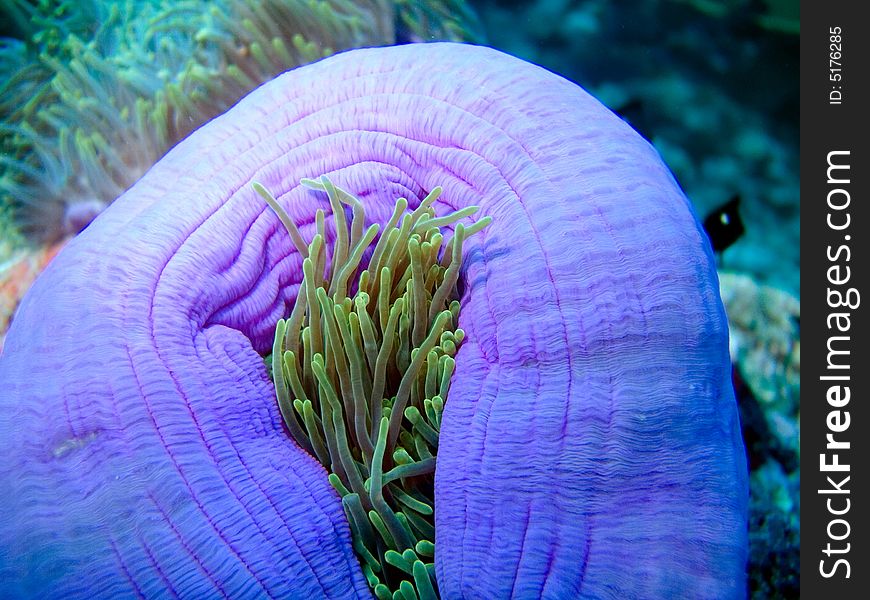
[0,43,747,598]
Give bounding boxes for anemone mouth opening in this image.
[259,176,489,599]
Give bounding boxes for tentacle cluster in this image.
[0,0,482,243]
[260,176,489,600]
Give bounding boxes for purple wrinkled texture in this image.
[0,43,747,598]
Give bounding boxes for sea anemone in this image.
[0,43,747,598]
[0,0,481,243]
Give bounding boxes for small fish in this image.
[703,194,744,253]
[613,98,645,122]
[613,98,652,140]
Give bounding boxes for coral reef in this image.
[720,272,800,450]
[0,43,746,597]
[0,239,65,353]
[720,272,800,599]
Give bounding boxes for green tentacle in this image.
[260,175,489,598]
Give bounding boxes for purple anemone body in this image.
[0,43,747,598]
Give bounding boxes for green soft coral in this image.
[260,176,489,599]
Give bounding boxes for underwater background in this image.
[0,0,799,598]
